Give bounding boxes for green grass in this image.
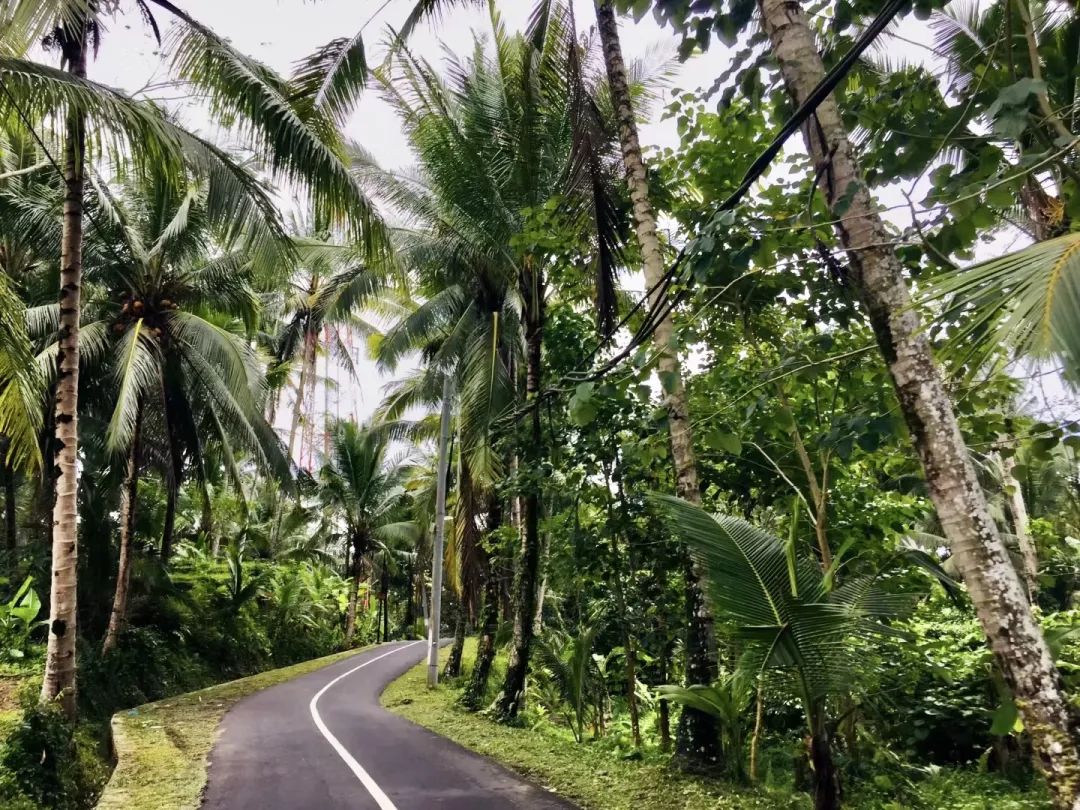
[381,639,807,810]
[95,644,376,810]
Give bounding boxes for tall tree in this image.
[39,6,89,719]
[373,3,625,718]
[593,0,719,767]
[319,420,414,645]
[0,0,387,715]
[754,0,1080,802]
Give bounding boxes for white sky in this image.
[76,2,1074,458]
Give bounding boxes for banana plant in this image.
[0,575,43,660]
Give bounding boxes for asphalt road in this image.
[201,640,578,809]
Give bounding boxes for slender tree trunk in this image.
[757,1,1080,802]
[533,534,548,636]
[41,26,88,720]
[809,710,840,810]
[464,556,500,710]
[288,326,316,462]
[1000,448,1039,602]
[266,384,280,426]
[323,328,332,462]
[444,604,465,678]
[420,571,430,635]
[404,558,415,636]
[344,539,361,645]
[2,437,15,553]
[658,623,673,753]
[381,565,390,642]
[603,460,642,748]
[427,374,453,685]
[494,269,545,720]
[778,389,832,569]
[198,474,214,556]
[624,635,642,748]
[160,382,182,566]
[161,481,177,565]
[750,678,765,783]
[595,1,720,768]
[103,407,142,655]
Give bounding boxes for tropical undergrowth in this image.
[0,550,386,810]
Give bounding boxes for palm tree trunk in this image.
[161,480,177,564]
[756,0,1080,802]
[594,1,720,768]
[288,328,315,461]
[344,539,361,645]
[750,678,765,783]
[1000,447,1039,602]
[381,565,390,642]
[103,406,142,655]
[494,270,544,720]
[444,604,465,678]
[808,707,840,810]
[427,374,453,686]
[2,437,15,553]
[404,558,415,635]
[160,382,182,566]
[533,535,548,636]
[464,555,500,710]
[658,622,672,753]
[41,25,88,720]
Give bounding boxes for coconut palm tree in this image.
[35,171,295,653]
[318,420,416,645]
[0,0,388,718]
[366,3,626,718]
[263,231,394,465]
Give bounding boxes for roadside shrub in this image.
[0,704,108,810]
[78,627,212,718]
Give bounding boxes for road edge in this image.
[95,644,377,810]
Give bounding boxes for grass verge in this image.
[95,644,375,810]
[381,639,805,810]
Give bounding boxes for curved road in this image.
[201,640,577,809]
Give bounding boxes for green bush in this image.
[877,599,996,763]
[78,627,213,718]
[0,704,109,810]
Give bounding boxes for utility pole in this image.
[427,374,453,688]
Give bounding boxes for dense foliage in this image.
[0,0,1078,808]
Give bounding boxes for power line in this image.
[543,0,910,396]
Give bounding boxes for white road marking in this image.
[309,641,424,810]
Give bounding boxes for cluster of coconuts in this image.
[112,294,179,337]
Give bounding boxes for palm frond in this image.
[291,30,368,125]
[926,232,1080,383]
[105,318,161,453]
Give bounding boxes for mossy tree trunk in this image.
[757,0,1080,803]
